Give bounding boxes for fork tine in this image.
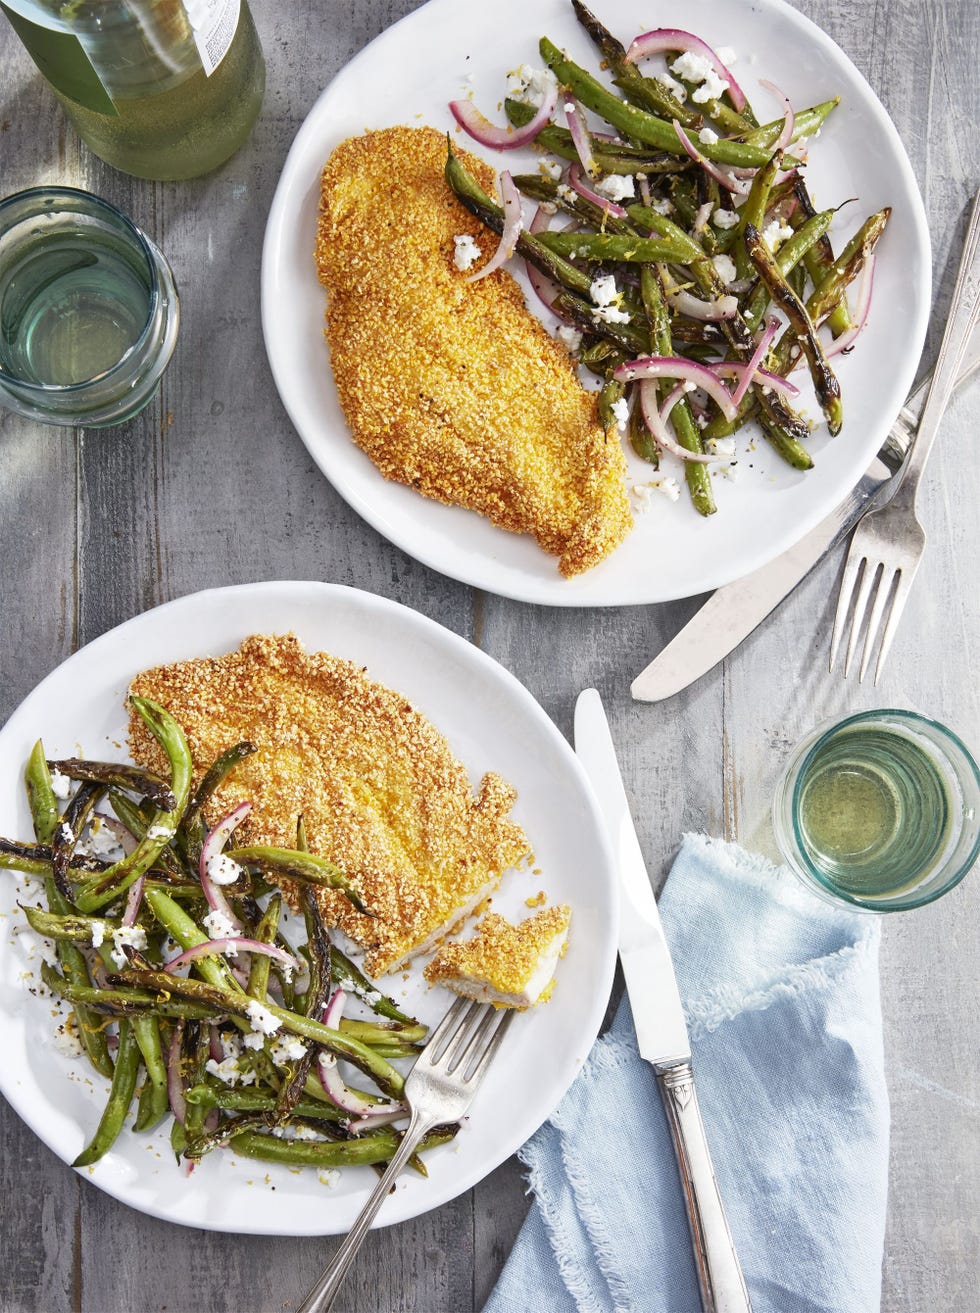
[843,559,879,677]
[424,995,472,1063]
[858,564,898,681]
[873,565,920,683]
[437,998,486,1070]
[465,1008,514,1086]
[829,550,864,672]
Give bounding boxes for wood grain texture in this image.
[0,0,978,1309]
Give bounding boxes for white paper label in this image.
[185,0,241,76]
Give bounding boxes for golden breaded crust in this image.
[128,634,531,976]
[424,905,570,1000]
[315,125,633,577]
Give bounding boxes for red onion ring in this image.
[449,82,558,150]
[759,79,796,153]
[708,361,800,400]
[729,316,780,406]
[468,170,523,283]
[121,875,145,929]
[165,937,302,975]
[525,205,570,317]
[616,355,738,420]
[316,989,407,1117]
[623,28,747,112]
[825,254,876,359]
[637,176,653,208]
[567,163,629,218]
[640,380,717,463]
[673,120,752,195]
[199,802,249,932]
[564,96,598,178]
[667,287,739,321]
[347,1108,409,1136]
[167,1024,187,1126]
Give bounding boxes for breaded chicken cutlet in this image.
[315,125,633,578]
[128,634,531,976]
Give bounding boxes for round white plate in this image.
[0,582,617,1235]
[262,0,930,606]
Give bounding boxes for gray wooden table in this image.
[1,2,978,1310]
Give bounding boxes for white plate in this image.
[262,0,930,606]
[0,582,617,1235]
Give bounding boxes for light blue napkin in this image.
[485,833,888,1313]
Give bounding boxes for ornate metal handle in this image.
[655,1060,753,1313]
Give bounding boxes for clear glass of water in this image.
[0,186,179,426]
[772,709,980,912]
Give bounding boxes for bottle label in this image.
[185,0,241,76]
[0,3,117,115]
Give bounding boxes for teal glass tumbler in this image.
[772,709,980,912]
[0,186,179,426]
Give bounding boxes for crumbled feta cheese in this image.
[556,325,583,354]
[221,1032,243,1060]
[542,159,562,180]
[712,253,738,284]
[76,816,124,859]
[712,208,739,229]
[292,1124,322,1142]
[453,234,481,272]
[242,1032,265,1050]
[657,72,688,102]
[14,925,59,968]
[762,219,795,251]
[651,476,682,502]
[505,63,558,109]
[556,183,575,202]
[52,1023,84,1058]
[270,1035,308,1064]
[590,274,619,307]
[202,908,238,942]
[318,1169,340,1188]
[50,769,71,800]
[717,461,739,481]
[707,436,737,458]
[593,304,632,324]
[698,127,720,145]
[90,921,106,949]
[205,1055,256,1087]
[109,925,147,970]
[58,822,74,845]
[610,398,630,430]
[146,823,173,841]
[246,999,281,1037]
[206,852,243,886]
[670,52,727,104]
[595,173,635,202]
[651,197,674,216]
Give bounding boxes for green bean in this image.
[41,965,215,1019]
[228,1125,457,1169]
[275,889,332,1120]
[504,100,687,175]
[72,1019,142,1167]
[742,99,839,148]
[535,231,692,263]
[745,221,842,434]
[143,887,242,993]
[329,945,418,1026]
[733,151,783,280]
[539,37,776,168]
[184,1085,346,1121]
[743,208,836,331]
[25,740,59,844]
[75,699,192,913]
[22,905,121,942]
[551,291,649,356]
[793,178,852,336]
[598,378,626,430]
[179,740,256,865]
[132,1015,170,1130]
[48,759,176,811]
[51,781,103,904]
[247,893,281,1001]
[227,846,368,915]
[511,173,636,234]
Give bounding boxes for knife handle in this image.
[656,1060,753,1313]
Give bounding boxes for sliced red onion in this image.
[167,1025,187,1126]
[468,170,523,283]
[121,874,145,929]
[693,201,713,232]
[643,381,717,463]
[759,79,795,153]
[165,937,301,975]
[637,176,653,208]
[707,361,800,400]
[564,96,598,178]
[624,29,747,111]
[615,355,738,420]
[567,163,629,218]
[639,381,717,463]
[672,120,751,196]
[730,316,780,407]
[94,812,139,856]
[209,1024,224,1064]
[825,254,876,360]
[525,207,570,318]
[667,287,739,321]
[347,1108,408,1136]
[199,802,250,931]
[316,988,398,1117]
[448,83,558,150]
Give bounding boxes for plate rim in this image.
[0,580,619,1235]
[261,0,932,608]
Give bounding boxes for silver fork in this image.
[829,190,980,682]
[297,997,514,1313]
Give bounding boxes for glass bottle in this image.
[0,0,265,181]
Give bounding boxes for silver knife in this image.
[631,328,980,702]
[574,688,752,1313]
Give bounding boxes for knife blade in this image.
[631,326,980,703]
[574,688,752,1313]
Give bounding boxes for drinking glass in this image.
[0,186,179,426]
[772,709,980,911]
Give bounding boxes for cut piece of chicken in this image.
[424,905,571,1008]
